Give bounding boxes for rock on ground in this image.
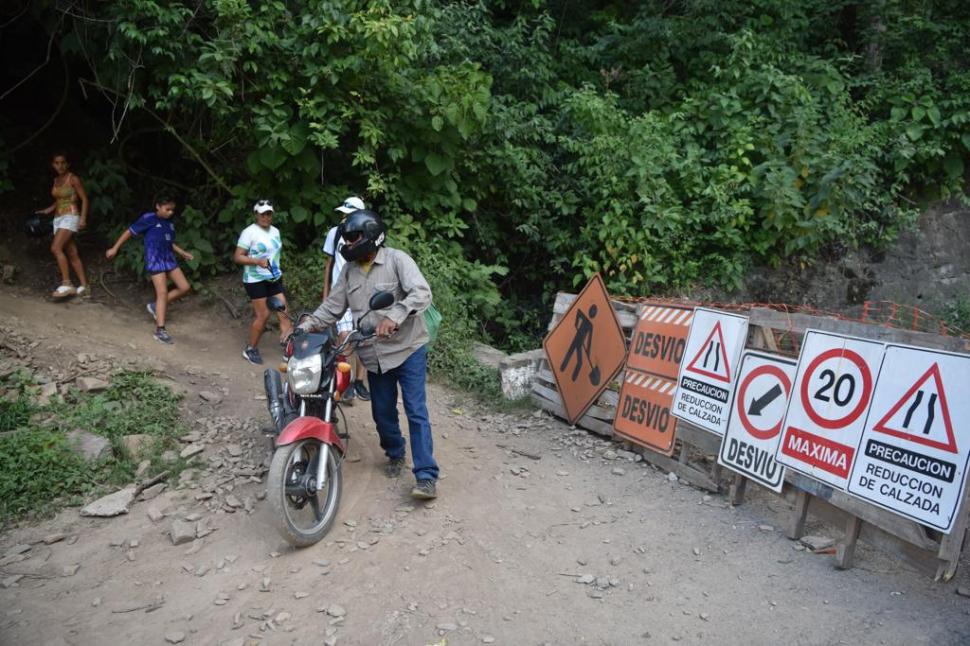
[79,488,136,517]
[66,429,111,461]
[76,376,110,392]
[800,535,836,552]
[121,434,151,459]
[170,520,196,545]
[199,391,223,404]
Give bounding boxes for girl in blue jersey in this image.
[105,194,194,344]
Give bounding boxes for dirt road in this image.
[1,286,969,646]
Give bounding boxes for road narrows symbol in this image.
[872,363,958,453]
[685,321,733,383]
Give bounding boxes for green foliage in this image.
[942,298,970,335]
[281,247,326,315]
[0,370,186,523]
[0,377,33,433]
[51,371,183,445]
[0,428,94,521]
[3,0,969,358]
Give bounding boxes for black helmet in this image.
[24,214,47,238]
[338,209,386,262]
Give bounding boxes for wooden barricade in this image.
[532,294,970,579]
[533,293,723,493]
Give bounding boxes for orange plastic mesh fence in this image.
[612,296,970,352]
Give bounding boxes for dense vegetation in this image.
[2,1,968,360]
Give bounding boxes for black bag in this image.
[24,214,47,238]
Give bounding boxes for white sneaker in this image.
[76,286,89,297]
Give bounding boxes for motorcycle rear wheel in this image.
[267,439,342,547]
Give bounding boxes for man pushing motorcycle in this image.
[295,209,440,500]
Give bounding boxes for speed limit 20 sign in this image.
[776,331,885,490]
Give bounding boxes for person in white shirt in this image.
[233,199,292,365]
[321,196,370,403]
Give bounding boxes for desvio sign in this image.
[614,303,693,455]
[717,351,795,492]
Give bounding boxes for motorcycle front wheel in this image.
[267,439,342,547]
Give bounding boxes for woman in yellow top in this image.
[35,152,90,299]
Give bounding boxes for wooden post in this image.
[836,515,864,570]
[710,462,726,490]
[936,483,970,581]
[787,490,811,540]
[729,474,748,506]
[756,325,780,352]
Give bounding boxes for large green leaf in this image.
[424,152,451,176]
[259,147,287,171]
[281,122,309,156]
[246,152,262,176]
[943,154,964,179]
[290,206,309,223]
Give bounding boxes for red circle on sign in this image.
[799,348,872,430]
[736,364,791,440]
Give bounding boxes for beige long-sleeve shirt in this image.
[299,246,431,373]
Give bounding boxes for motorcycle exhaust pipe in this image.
[263,368,285,433]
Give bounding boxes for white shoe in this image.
[52,285,76,299]
[76,286,89,297]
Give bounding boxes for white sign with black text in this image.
[776,331,885,490]
[718,351,796,492]
[847,344,970,533]
[672,308,749,435]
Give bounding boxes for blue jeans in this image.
[368,345,439,482]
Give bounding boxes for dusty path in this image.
[1,286,969,646]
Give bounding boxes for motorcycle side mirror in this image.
[267,297,287,312]
[355,291,394,335]
[369,291,394,311]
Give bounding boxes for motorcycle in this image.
[262,291,394,546]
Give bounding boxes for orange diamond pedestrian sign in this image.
[543,274,627,424]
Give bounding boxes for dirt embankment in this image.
[735,201,970,320]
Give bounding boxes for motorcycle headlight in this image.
[287,354,323,395]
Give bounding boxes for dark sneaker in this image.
[354,380,371,401]
[384,457,405,478]
[411,480,437,500]
[153,327,173,345]
[342,385,355,406]
[146,302,157,321]
[242,346,263,365]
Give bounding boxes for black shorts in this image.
[244,279,285,300]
